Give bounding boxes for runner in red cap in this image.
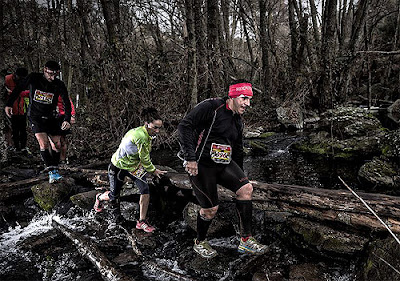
[178,79,267,259]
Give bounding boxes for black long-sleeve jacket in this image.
[178,97,244,169]
[6,73,71,122]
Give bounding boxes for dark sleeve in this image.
[6,75,30,107]
[232,119,244,170]
[177,101,215,162]
[59,81,71,123]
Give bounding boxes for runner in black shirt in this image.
[178,80,268,258]
[5,60,71,183]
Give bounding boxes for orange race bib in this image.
[210,143,232,164]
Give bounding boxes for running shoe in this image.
[193,239,217,259]
[49,170,63,183]
[238,236,268,255]
[136,220,156,233]
[93,193,103,213]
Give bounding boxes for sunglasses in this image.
[45,68,59,76]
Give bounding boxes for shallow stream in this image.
[0,133,364,281]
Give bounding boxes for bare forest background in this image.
[1,0,400,155]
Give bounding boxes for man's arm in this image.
[232,133,244,170]
[177,100,215,162]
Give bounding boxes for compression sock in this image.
[51,149,61,166]
[196,212,213,242]
[236,200,253,237]
[40,149,53,169]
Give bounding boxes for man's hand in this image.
[61,121,71,130]
[70,116,76,124]
[5,106,12,118]
[185,161,198,176]
[153,169,167,178]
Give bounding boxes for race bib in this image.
[33,89,54,104]
[210,143,232,164]
[130,164,147,181]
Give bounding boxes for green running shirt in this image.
[111,126,156,173]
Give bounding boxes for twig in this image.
[372,253,400,275]
[338,176,400,246]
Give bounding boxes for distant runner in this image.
[5,60,71,183]
[3,67,29,152]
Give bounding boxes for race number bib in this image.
[130,164,147,181]
[210,143,232,164]
[33,89,54,104]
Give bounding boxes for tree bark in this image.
[194,0,209,101]
[259,0,270,97]
[318,0,338,111]
[207,0,222,95]
[184,0,198,108]
[99,0,121,51]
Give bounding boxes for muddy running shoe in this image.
[193,239,217,259]
[136,220,156,233]
[93,193,103,213]
[238,236,268,255]
[48,170,62,183]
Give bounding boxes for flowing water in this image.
[0,133,361,281]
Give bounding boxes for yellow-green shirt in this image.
[111,126,156,173]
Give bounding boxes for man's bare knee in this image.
[236,183,253,200]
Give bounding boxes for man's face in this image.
[231,96,252,115]
[43,67,59,82]
[146,119,163,136]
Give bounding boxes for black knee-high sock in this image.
[236,200,253,237]
[197,212,213,241]
[40,149,53,169]
[51,149,60,167]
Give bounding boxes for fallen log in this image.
[248,181,400,233]
[0,175,48,200]
[163,172,400,234]
[52,217,137,281]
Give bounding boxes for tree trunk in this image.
[194,0,209,101]
[318,0,338,111]
[76,0,97,60]
[184,0,198,108]
[219,0,236,85]
[309,0,320,46]
[99,0,121,52]
[259,0,270,98]
[239,0,255,79]
[207,0,222,96]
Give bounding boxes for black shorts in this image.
[29,116,62,135]
[190,160,249,208]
